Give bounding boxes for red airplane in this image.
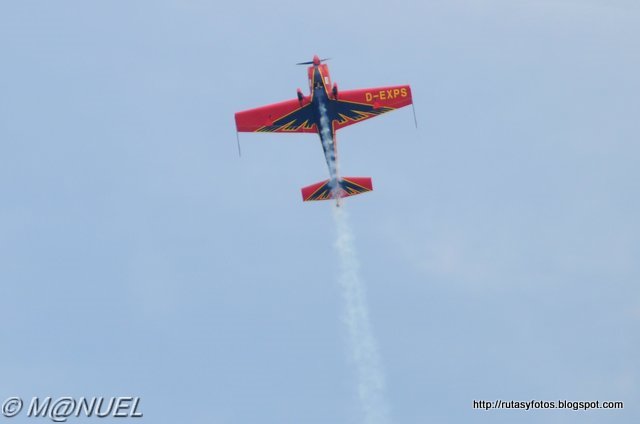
[234,55,414,205]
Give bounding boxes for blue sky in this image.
[1,1,638,423]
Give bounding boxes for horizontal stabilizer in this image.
[301,177,373,202]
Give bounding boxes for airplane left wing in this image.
[332,85,413,131]
[235,99,316,133]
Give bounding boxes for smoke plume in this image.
[333,206,390,424]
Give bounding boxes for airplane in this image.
[234,55,415,205]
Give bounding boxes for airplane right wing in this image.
[332,85,413,131]
[235,99,317,134]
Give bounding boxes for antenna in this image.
[236,132,242,157]
[411,103,418,128]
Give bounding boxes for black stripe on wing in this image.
[331,100,394,126]
[256,104,316,132]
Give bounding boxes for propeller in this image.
[296,57,330,65]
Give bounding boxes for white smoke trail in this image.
[333,206,390,424]
[318,103,338,181]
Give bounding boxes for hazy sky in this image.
[1,1,638,423]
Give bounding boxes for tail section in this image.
[301,177,373,202]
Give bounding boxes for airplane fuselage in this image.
[307,63,339,185]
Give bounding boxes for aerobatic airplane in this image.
[234,55,414,205]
